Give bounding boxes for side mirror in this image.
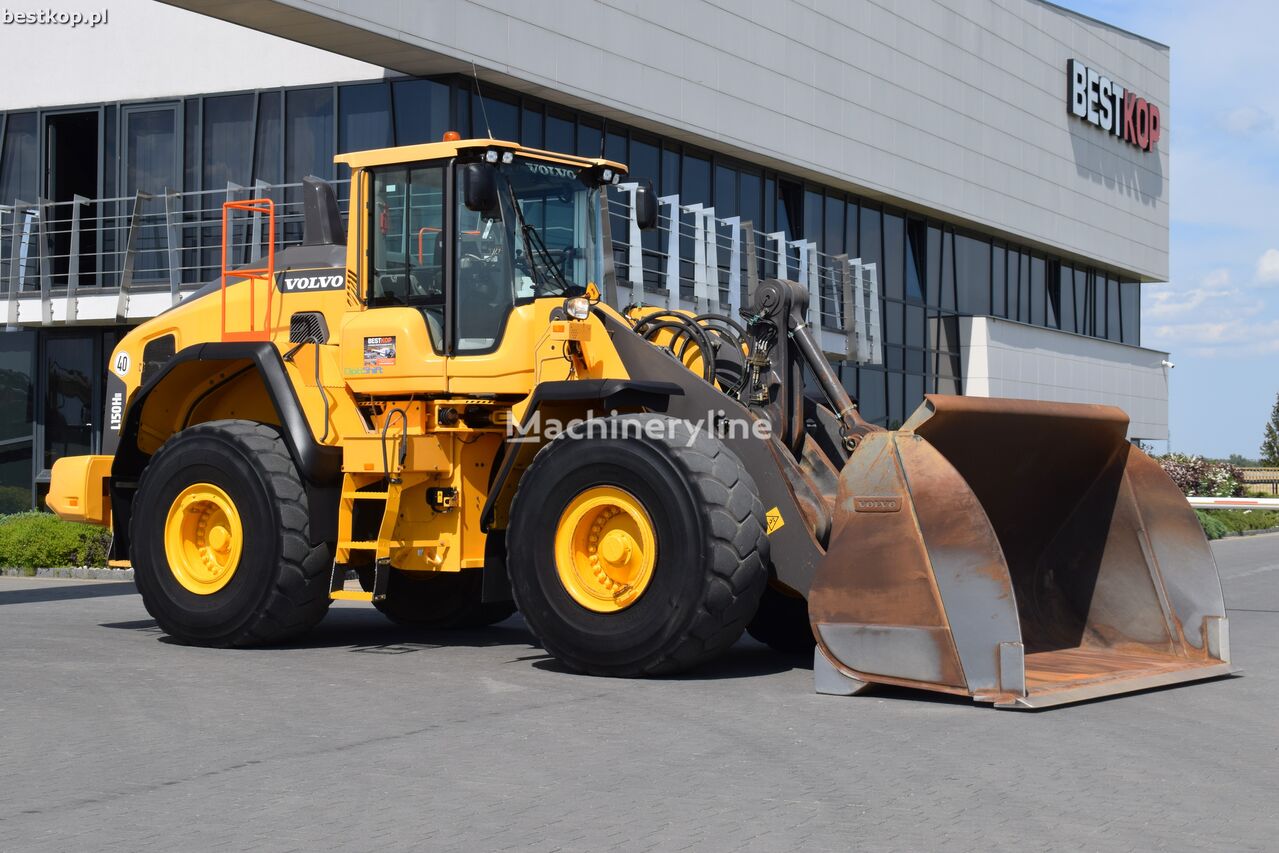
[462,162,499,213]
[635,180,658,230]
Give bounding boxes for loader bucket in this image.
[809,395,1235,708]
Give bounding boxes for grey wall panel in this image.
[163,0,1170,279]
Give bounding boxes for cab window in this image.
[370,166,447,339]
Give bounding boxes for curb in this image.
[1,566,134,581]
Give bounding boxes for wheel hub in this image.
[555,486,656,612]
[164,483,243,595]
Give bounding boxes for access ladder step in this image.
[329,557,390,602]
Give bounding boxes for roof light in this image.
[610,173,621,185]
[501,151,515,164]
[601,168,613,182]
[484,150,499,164]
[442,130,461,141]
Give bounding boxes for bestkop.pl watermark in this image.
[2,7,108,26]
[506,410,771,446]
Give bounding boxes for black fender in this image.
[478,378,684,533]
[108,341,342,558]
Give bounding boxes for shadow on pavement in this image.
[0,581,136,606]
[531,642,809,681]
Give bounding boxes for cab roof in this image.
[333,137,627,173]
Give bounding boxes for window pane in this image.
[1058,265,1075,332]
[887,372,904,427]
[253,92,282,185]
[202,94,255,193]
[845,201,859,258]
[940,229,956,312]
[0,112,37,204]
[1074,268,1088,335]
[824,195,844,255]
[777,179,802,238]
[575,116,602,158]
[1019,253,1031,323]
[1107,276,1122,341]
[476,91,519,142]
[44,334,96,472]
[858,367,886,425]
[739,171,761,228]
[1046,260,1061,329]
[992,244,1006,317]
[661,145,680,196]
[340,83,392,156]
[955,233,990,315]
[859,205,882,269]
[1092,271,1105,336]
[0,330,35,511]
[370,165,445,323]
[1030,256,1046,325]
[1121,281,1140,344]
[392,79,450,145]
[925,225,941,306]
[714,165,737,218]
[520,104,543,148]
[545,110,573,154]
[682,152,710,204]
[905,220,925,303]
[906,304,924,348]
[804,189,823,245]
[605,130,627,165]
[882,212,904,301]
[905,373,925,420]
[285,87,335,183]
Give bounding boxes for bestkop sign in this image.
[1067,59,1161,152]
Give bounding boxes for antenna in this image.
[471,61,494,140]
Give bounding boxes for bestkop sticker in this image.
[364,336,396,367]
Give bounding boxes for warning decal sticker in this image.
[765,507,785,536]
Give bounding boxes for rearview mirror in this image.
[462,162,499,214]
[635,180,658,230]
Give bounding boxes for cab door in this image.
[341,163,450,395]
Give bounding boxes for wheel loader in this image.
[47,137,1234,708]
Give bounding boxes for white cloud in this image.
[1222,106,1276,136]
[1256,248,1279,283]
[1144,268,1240,320]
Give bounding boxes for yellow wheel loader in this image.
[46,137,1234,707]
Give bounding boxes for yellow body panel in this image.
[46,455,113,524]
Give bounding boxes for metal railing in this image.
[1,177,883,363]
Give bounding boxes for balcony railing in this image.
[1,178,883,363]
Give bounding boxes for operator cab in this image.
[354,139,633,355]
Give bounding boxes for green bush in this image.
[0,512,112,569]
[1195,508,1279,540]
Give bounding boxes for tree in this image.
[1262,392,1279,468]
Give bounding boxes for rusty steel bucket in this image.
[809,395,1235,709]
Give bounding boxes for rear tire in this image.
[130,420,332,647]
[507,414,768,676]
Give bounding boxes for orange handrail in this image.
[220,198,276,342]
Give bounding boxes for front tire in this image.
[130,420,333,646]
[507,414,768,676]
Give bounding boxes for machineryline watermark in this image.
[506,409,771,446]
[2,7,108,26]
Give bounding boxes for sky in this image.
[1059,0,1279,460]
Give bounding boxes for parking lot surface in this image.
[2,533,1276,852]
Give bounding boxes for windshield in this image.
[369,156,606,353]
[454,158,604,351]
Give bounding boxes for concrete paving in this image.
[1,534,1276,852]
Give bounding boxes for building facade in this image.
[0,0,1171,511]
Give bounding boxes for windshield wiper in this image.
[505,183,570,295]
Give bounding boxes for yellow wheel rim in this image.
[554,486,657,613]
[163,483,243,595]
